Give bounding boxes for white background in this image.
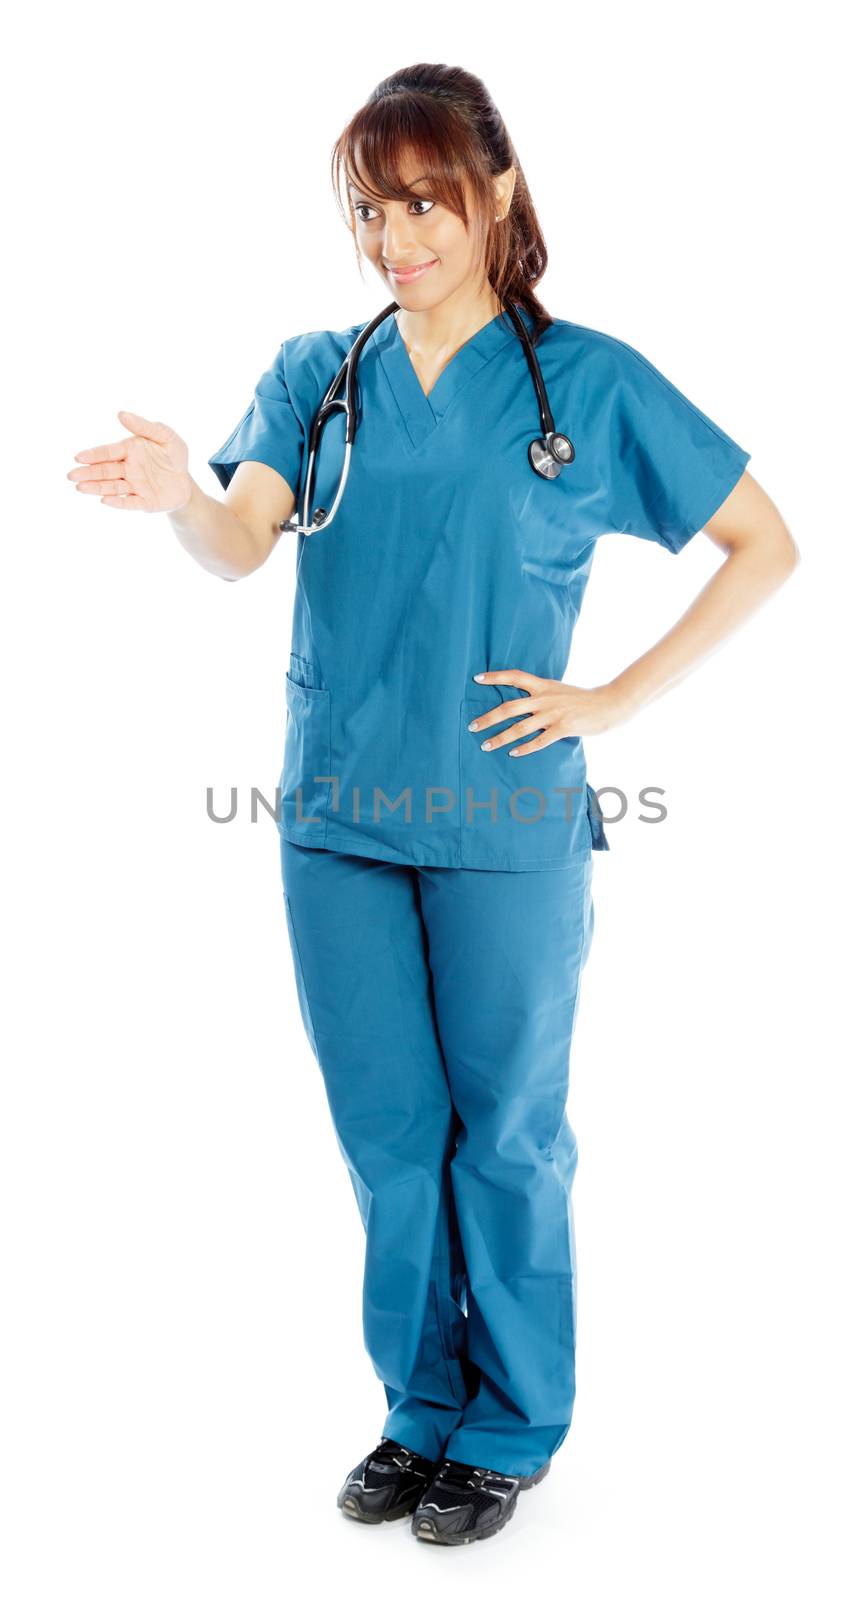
[3,1,863,1594]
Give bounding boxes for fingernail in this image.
[474,672,485,682]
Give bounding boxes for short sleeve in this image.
[207,344,304,494]
[601,337,751,555]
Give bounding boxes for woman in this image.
[68,63,798,1546]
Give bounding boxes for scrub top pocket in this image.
[459,685,593,869]
[211,310,747,871]
[279,669,332,843]
[586,784,611,851]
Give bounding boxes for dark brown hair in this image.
[330,63,552,341]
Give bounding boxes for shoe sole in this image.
[411,1458,551,1545]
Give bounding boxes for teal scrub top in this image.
[208,305,750,871]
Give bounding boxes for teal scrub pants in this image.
[280,837,596,1478]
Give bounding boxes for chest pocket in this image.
[458,680,606,868]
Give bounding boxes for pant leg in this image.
[279,838,476,1459]
[415,854,595,1478]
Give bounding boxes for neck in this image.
[395,279,504,359]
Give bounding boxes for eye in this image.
[352,197,435,222]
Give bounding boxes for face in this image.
[347,154,500,309]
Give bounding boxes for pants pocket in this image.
[280,670,332,841]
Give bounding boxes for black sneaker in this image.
[337,1436,442,1523]
[410,1455,551,1544]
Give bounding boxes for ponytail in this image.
[331,62,553,340]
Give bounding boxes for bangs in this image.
[329,63,553,339]
[334,95,486,225]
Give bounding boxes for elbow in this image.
[761,533,801,593]
[766,497,802,577]
[747,514,802,582]
[778,527,802,578]
[720,523,801,592]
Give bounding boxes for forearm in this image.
[609,540,799,718]
[167,476,263,581]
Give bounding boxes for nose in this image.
[383,212,418,263]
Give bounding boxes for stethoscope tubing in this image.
[281,298,573,536]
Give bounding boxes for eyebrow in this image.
[348,175,433,198]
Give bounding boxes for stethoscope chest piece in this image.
[528,431,575,480]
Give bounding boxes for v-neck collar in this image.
[372,302,534,451]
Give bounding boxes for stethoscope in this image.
[279,298,575,536]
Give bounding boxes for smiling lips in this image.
[387,260,438,282]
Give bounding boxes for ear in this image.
[493,165,517,221]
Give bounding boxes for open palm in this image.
[67,411,193,513]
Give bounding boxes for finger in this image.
[468,697,540,733]
[101,492,149,509]
[116,410,173,445]
[74,477,129,494]
[508,732,559,756]
[72,413,171,466]
[478,715,547,750]
[473,668,535,686]
[68,460,128,483]
[73,440,131,465]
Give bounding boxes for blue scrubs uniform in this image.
[209,306,749,869]
[209,307,750,1475]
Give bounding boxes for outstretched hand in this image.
[67,411,193,513]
